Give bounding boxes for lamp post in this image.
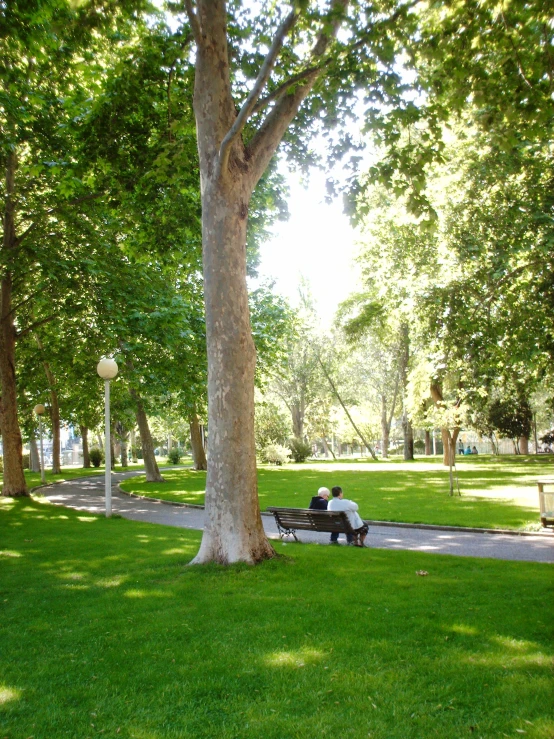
[33,404,46,484]
[97,358,118,517]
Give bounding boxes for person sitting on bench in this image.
[328,486,368,547]
[308,487,330,510]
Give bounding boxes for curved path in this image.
[39,471,554,563]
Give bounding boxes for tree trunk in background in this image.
[381,395,390,458]
[80,425,90,468]
[34,335,61,474]
[130,429,138,462]
[0,152,28,497]
[398,322,413,460]
[519,436,529,455]
[30,436,41,472]
[120,436,128,467]
[190,414,207,471]
[96,433,104,451]
[132,390,164,482]
[403,411,414,460]
[291,403,304,439]
[322,437,335,459]
[110,431,116,470]
[424,430,432,455]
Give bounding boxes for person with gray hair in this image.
[308,487,330,510]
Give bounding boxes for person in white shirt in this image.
[328,486,368,547]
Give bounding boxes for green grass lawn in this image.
[1,497,552,739]
[120,455,554,531]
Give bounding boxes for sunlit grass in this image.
[120,455,554,530]
[0,498,552,738]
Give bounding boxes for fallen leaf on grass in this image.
[416,570,428,576]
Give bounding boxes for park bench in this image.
[267,506,366,546]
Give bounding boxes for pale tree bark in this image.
[185,0,348,563]
[131,389,164,482]
[430,380,461,494]
[189,413,207,471]
[80,425,91,468]
[1,151,28,496]
[29,436,41,472]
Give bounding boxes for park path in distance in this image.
[39,470,554,564]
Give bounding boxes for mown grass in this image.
[120,455,554,531]
[0,497,552,739]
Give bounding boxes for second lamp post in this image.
[97,358,118,517]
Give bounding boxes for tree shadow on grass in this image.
[1,500,553,738]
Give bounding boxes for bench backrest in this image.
[267,507,355,533]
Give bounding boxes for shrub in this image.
[22,454,30,469]
[167,448,182,465]
[414,439,425,452]
[0,456,3,473]
[89,448,103,468]
[289,437,311,463]
[261,443,291,466]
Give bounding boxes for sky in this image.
[252,167,362,327]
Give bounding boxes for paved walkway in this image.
[39,472,554,564]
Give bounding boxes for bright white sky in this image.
[252,167,362,327]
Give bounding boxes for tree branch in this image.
[16,314,57,339]
[14,192,104,248]
[217,9,298,178]
[247,0,349,186]
[184,0,202,45]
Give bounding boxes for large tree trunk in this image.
[131,390,164,482]
[186,0,347,563]
[29,436,41,473]
[0,152,28,497]
[80,425,90,468]
[191,178,273,565]
[189,413,207,471]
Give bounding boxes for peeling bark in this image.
[186,0,348,563]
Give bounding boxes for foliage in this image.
[488,397,533,448]
[261,443,291,466]
[254,400,291,452]
[89,448,103,468]
[21,454,30,470]
[288,437,312,463]
[167,447,182,465]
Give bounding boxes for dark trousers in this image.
[330,532,354,544]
